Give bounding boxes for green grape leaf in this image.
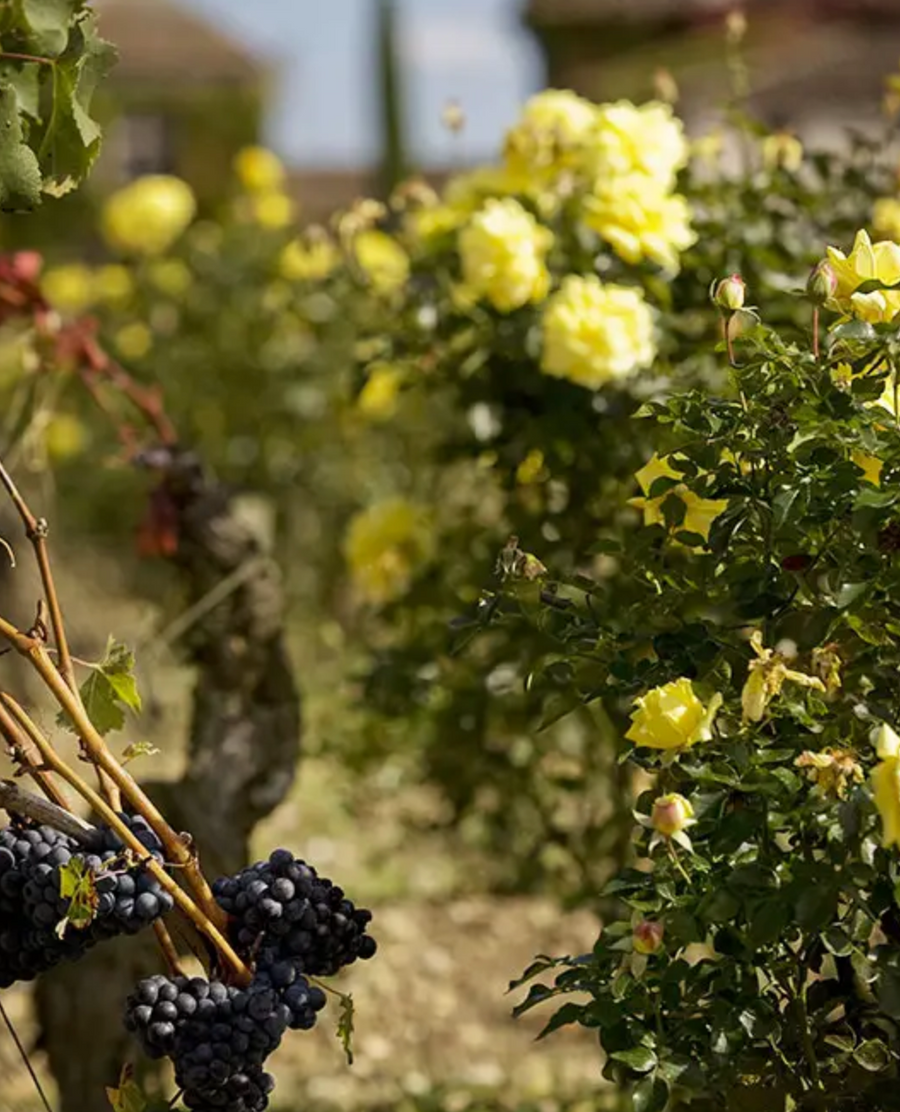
[21,0,79,57]
[38,11,117,196]
[58,636,142,736]
[336,991,355,1065]
[106,1064,148,1112]
[0,62,40,119]
[0,83,42,211]
[57,855,98,934]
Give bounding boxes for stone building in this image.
[524,0,900,144]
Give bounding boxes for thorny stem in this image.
[0,616,226,932]
[0,456,122,809]
[812,306,820,359]
[666,840,692,885]
[0,693,251,985]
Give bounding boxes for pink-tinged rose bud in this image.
[651,792,694,837]
[807,260,837,305]
[712,274,745,312]
[632,920,665,955]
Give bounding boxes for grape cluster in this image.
[213,849,376,977]
[0,814,173,987]
[124,968,324,1110]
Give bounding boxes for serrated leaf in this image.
[58,855,98,933]
[22,0,78,57]
[59,635,142,736]
[38,11,116,195]
[336,991,354,1065]
[106,1064,147,1112]
[121,741,159,765]
[0,83,42,210]
[0,63,40,119]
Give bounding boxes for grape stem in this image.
[0,693,252,985]
[153,921,188,979]
[0,779,95,843]
[0,697,70,809]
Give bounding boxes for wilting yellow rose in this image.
[741,631,825,723]
[233,146,286,194]
[93,264,133,305]
[41,264,95,313]
[358,363,404,420]
[625,677,721,751]
[650,793,694,837]
[590,100,688,191]
[344,498,434,604]
[458,198,552,313]
[795,748,862,800]
[102,176,196,256]
[113,322,152,360]
[280,236,339,282]
[826,229,900,323]
[504,89,598,176]
[873,198,900,242]
[540,275,655,390]
[872,723,900,848]
[582,173,695,272]
[354,230,409,294]
[629,453,727,541]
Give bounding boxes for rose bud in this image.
[632,920,665,955]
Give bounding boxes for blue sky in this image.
[181,0,543,168]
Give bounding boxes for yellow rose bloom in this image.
[247,192,295,229]
[873,198,900,242]
[443,165,533,211]
[629,453,728,541]
[625,677,721,751]
[541,275,655,390]
[590,100,688,191]
[872,723,900,848]
[358,363,404,420]
[761,132,803,173]
[113,322,152,361]
[458,198,552,313]
[93,264,133,305]
[233,146,286,194]
[280,236,339,282]
[344,498,434,604]
[353,230,410,294]
[582,174,695,273]
[102,175,197,256]
[41,264,95,314]
[148,259,192,297]
[826,229,900,323]
[504,89,598,176]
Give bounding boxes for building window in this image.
[119,113,174,180]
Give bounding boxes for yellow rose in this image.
[650,793,695,837]
[504,89,598,176]
[625,677,721,751]
[458,198,552,313]
[741,631,825,723]
[233,146,286,194]
[247,192,295,229]
[93,264,133,305]
[41,264,95,314]
[443,165,532,211]
[353,230,409,294]
[541,275,655,390]
[761,132,803,173]
[872,723,900,848]
[113,322,152,360]
[344,498,434,604]
[590,100,688,191]
[405,203,466,246]
[358,363,404,420]
[582,174,695,273]
[825,229,900,323]
[102,175,197,256]
[629,453,728,542]
[873,198,900,242]
[280,236,339,282]
[148,259,192,297]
